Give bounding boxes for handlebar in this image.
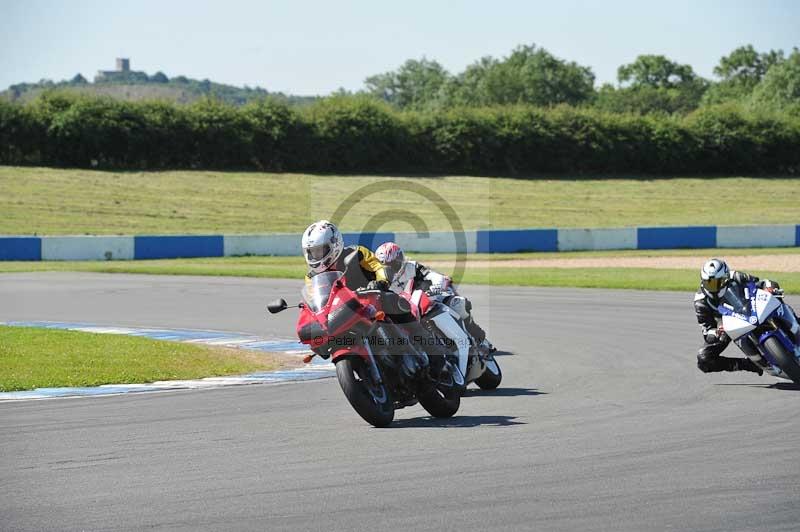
[355,289,384,296]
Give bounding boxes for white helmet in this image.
[701,258,730,297]
[301,220,343,274]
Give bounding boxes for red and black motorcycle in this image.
[267,268,462,427]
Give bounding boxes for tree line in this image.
[363,44,800,115]
[1,43,797,175]
[4,43,798,115]
[3,72,317,108]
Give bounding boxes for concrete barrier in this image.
[716,224,796,248]
[1,224,798,260]
[637,226,717,250]
[476,229,558,253]
[0,237,41,260]
[224,234,297,256]
[134,235,224,259]
[394,231,478,253]
[42,236,134,261]
[557,228,637,252]
[342,232,395,251]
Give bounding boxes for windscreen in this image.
[722,283,750,313]
[302,271,343,313]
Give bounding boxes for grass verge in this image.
[2,166,799,234]
[1,249,799,294]
[460,268,800,293]
[0,326,283,392]
[0,247,796,276]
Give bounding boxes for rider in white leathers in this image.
[374,242,494,355]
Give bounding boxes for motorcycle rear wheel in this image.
[335,357,395,427]
[763,336,800,383]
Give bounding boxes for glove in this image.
[706,327,727,343]
[366,280,389,291]
[428,283,444,295]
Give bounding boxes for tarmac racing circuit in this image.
[2,272,799,531]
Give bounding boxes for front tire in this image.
[417,365,461,418]
[475,357,502,390]
[763,336,800,383]
[335,357,394,427]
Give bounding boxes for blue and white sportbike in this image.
[719,281,800,383]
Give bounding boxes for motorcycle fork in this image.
[776,303,800,342]
[362,330,384,385]
[737,335,769,369]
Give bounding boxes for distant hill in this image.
[1,70,319,107]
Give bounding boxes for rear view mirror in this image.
[267,298,289,314]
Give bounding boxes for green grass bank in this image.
[2,167,799,235]
[0,326,283,392]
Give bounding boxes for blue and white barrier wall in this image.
[1,224,798,260]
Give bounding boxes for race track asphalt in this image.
[1,272,798,532]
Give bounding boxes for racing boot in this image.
[478,338,496,356]
[464,316,486,344]
[736,358,764,376]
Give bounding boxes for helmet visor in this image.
[306,244,331,262]
[702,277,725,293]
[384,257,404,282]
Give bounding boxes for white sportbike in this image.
[400,274,502,391]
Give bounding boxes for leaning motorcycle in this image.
[718,281,800,383]
[267,270,462,427]
[402,279,502,390]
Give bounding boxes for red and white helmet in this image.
[375,242,405,279]
[302,220,343,274]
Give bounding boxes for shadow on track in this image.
[715,382,800,391]
[463,387,546,398]
[389,415,525,428]
[492,350,516,357]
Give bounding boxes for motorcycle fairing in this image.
[296,273,372,356]
[719,310,756,341]
[754,289,781,324]
[718,281,768,341]
[429,310,470,378]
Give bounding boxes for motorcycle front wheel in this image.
[417,367,461,418]
[475,357,502,390]
[763,336,800,383]
[335,356,395,427]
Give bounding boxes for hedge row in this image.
[1,94,799,175]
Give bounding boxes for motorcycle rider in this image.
[374,241,494,355]
[694,258,799,375]
[301,221,440,366]
[302,220,389,291]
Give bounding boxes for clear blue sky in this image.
[1,0,798,95]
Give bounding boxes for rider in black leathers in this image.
[694,258,798,375]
